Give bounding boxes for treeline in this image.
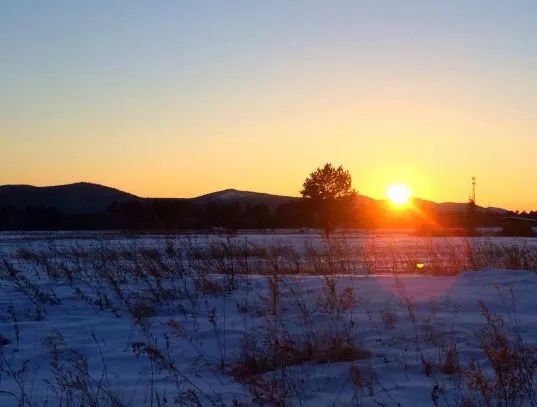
[0,200,341,230]
[0,198,525,231]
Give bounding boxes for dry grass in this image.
[463,301,537,406]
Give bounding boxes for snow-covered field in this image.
[1,232,537,406]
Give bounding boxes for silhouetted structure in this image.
[502,217,536,237]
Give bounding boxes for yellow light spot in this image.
[416,263,425,269]
[387,184,412,206]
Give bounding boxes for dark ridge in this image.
[0,182,139,215]
[0,182,524,231]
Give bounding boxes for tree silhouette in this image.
[466,196,477,235]
[301,163,357,238]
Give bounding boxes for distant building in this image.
[502,217,537,236]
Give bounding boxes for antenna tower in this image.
[471,177,476,204]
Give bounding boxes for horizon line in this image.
[0,180,525,212]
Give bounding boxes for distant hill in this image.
[190,189,298,210]
[0,182,513,223]
[412,198,510,214]
[0,183,139,215]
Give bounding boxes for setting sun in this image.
[387,184,412,206]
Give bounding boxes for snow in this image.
[0,232,536,406]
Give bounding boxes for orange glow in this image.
[387,184,412,206]
[1,2,537,212]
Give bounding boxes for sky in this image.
[1,1,536,210]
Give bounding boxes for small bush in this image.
[463,301,537,405]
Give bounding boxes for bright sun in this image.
[387,184,412,206]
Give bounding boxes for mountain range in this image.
[0,182,510,215]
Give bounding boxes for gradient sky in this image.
[1,1,536,210]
